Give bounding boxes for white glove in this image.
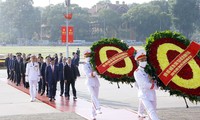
[93,71,97,76]
[25,76,29,82]
[37,76,40,82]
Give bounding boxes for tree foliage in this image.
[170,0,199,38]
[0,0,199,44]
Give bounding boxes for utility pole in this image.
[65,0,70,57]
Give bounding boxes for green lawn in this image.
[0,45,143,58]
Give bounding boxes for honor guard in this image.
[134,50,159,120]
[83,50,102,120]
[25,55,41,102]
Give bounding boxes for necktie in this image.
[52,65,54,72]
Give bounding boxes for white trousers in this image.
[138,99,145,116]
[87,85,100,117]
[29,80,38,100]
[141,98,159,120]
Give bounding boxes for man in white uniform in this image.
[26,55,40,102]
[134,50,159,120]
[83,50,102,120]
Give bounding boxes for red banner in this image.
[96,47,135,74]
[61,26,74,43]
[64,13,72,20]
[68,26,74,43]
[61,26,66,43]
[159,41,200,86]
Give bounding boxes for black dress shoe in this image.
[49,98,53,101]
[73,96,77,100]
[40,92,44,96]
[60,94,63,97]
[66,96,69,100]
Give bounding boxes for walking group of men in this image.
[5,48,159,120]
[5,51,80,102]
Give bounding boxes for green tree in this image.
[0,0,40,43]
[170,0,199,38]
[125,1,171,41]
[42,4,91,42]
[98,9,122,38]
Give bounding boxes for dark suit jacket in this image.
[41,63,47,78]
[64,64,77,82]
[45,65,59,84]
[72,57,79,66]
[14,60,22,74]
[5,57,10,68]
[9,59,15,70]
[58,63,66,81]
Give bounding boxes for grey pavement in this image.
[0,65,200,120]
[0,77,85,120]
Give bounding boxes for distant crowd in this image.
[5,48,81,101]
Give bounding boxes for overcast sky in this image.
[33,0,153,8]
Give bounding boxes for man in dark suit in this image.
[58,57,67,96]
[5,53,10,79]
[54,53,58,65]
[40,56,50,96]
[72,53,80,77]
[37,57,44,93]
[9,55,15,82]
[59,53,63,64]
[64,57,77,100]
[45,58,59,101]
[14,54,22,86]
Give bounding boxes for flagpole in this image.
[65,0,69,58]
[66,8,69,58]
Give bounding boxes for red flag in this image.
[61,26,66,43]
[64,13,72,20]
[68,26,74,43]
[61,26,74,43]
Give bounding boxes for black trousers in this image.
[7,68,10,79]
[75,67,80,77]
[60,80,64,95]
[15,72,21,85]
[10,70,14,81]
[65,80,76,97]
[38,79,42,93]
[21,73,26,87]
[48,81,57,98]
[41,78,48,95]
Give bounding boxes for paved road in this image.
[0,66,200,120]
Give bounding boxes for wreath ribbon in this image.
[159,41,200,86]
[96,47,135,74]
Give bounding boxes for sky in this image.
[33,0,153,8]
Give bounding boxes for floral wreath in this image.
[145,30,200,103]
[90,38,138,85]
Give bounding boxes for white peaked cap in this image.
[83,49,91,56]
[135,49,146,61]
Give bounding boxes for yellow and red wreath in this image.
[145,31,200,102]
[90,38,137,84]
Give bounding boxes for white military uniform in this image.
[26,62,40,101]
[134,50,159,120]
[83,56,101,118]
[135,82,145,117]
